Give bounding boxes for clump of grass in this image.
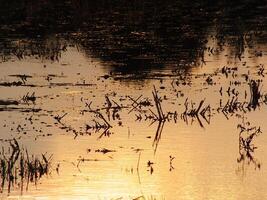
[248,80,261,110]
[0,139,52,194]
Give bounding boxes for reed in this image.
[0,139,52,194]
[248,80,261,110]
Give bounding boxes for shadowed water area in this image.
[0,0,267,199]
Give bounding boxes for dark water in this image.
[1,0,266,73]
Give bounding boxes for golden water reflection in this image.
[0,37,267,200]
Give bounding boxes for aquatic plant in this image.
[0,139,52,194]
[248,80,261,110]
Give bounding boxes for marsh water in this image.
[0,1,267,199]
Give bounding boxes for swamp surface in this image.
[0,0,267,199]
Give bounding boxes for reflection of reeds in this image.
[236,122,261,176]
[0,139,52,194]
[220,96,247,118]
[152,120,165,154]
[150,86,166,154]
[86,105,113,139]
[181,98,210,128]
[22,92,36,104]
[219,80,265,117]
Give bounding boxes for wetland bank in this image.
[0,0,267,199]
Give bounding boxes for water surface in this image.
[0,1,267,199]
